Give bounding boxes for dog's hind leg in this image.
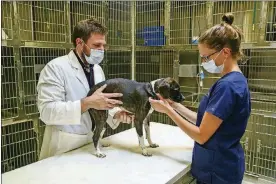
[134,116,152,157]
[99,126,110,148]
[99,127,108,147]
[144,114,159,148]
[90,110,108,158]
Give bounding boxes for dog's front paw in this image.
[142,149,152,157]
[150,143,159,148]
[95,151,106,158]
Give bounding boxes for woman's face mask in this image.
[201,50,225,74]
[82,40,104,65]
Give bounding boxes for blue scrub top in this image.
[191,71,251,184]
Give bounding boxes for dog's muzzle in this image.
[170,94,185,103]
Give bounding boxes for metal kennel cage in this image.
[1,1,275,182]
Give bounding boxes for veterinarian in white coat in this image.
[37,18,133,160]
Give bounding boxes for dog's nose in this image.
[174,94,185,103]
[177,94,185,102]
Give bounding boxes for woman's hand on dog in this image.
[149,94,174,114]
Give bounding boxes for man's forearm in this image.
[172,103,197,124]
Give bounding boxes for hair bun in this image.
[222,13,234,25]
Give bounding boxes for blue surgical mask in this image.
[83,49,104,65]
[201,50,224,74]
[82,40,104,65]
[202,59,224,73]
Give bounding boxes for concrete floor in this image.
[242,175,276,184]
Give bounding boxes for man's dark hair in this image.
[71,17,108,47]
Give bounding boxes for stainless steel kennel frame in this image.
[1,1,275,181]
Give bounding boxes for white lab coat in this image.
[37,50,121,160]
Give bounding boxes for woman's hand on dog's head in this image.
[149,94,174,114]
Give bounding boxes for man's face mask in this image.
[82,40,104,65]
[201,50,225,74]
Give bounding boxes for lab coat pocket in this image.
[56,131,89,155]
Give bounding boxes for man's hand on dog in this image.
[114,111,134,124]
[81,84,123,112]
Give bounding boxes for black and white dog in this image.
[87,77,185,158]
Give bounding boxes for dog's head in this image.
[153,77,185,103]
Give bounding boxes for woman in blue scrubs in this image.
[149,13,251,184]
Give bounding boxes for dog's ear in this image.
[157,80,170,99]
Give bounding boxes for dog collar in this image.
[150,80,159,100]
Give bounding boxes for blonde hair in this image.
[199,13,244,60]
